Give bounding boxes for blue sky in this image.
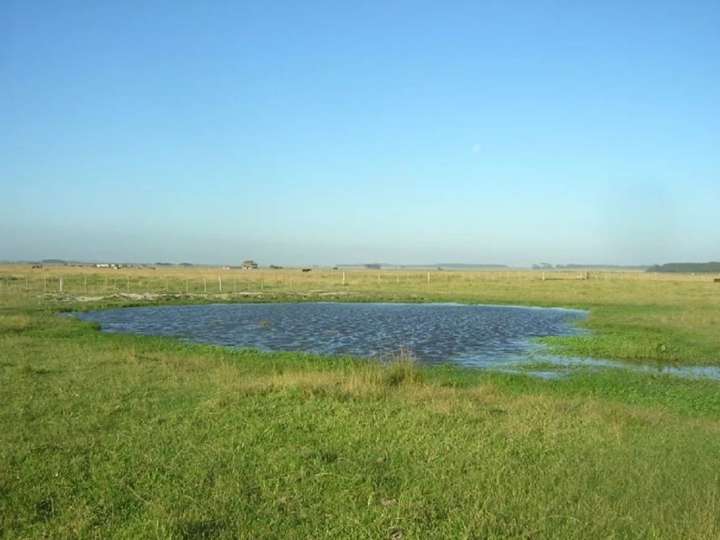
[2,1,718,266]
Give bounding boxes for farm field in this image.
[2,265,720,537]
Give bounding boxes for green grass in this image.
[3,264,719,365]
[2,274,720,537]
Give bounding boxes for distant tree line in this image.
[533,263,649,270]
[647,262,720,273]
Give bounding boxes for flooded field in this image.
[76,302,587,369]
[75,302,720,380]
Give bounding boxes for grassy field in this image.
[2,265,720,538]
[2,264,719,365]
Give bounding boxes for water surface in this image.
[76,303,720,380]
[76,302,585,368]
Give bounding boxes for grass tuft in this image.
[382,350,424,387]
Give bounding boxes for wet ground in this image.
[75,302,720,381]
[75,302,585,366]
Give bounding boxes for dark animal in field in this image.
[31,264,43,269]
[714,278,720,283]
[302,268,312,272]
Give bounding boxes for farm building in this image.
[241,260,258,270]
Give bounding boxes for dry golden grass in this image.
[1,262,719,296]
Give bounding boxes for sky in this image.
[2,0,719,266]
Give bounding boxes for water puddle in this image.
[74,302,720,381]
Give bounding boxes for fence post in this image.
[218,275,222,293]
[59,277,63,293]
[203,278,207,294]
[342,272,346,285]
[427,272,430,284]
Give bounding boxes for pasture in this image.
[2,265,720,538]
[2,264,719,365]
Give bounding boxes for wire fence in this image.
[1,267,719,299]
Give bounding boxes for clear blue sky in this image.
[2,1,718,266]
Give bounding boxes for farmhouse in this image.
[241,260,258,270]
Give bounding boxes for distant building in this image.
[241,260,258,270]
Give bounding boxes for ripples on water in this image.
[75,303,720,381]
[76,302,584,367]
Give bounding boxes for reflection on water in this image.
[75,302,720,381]
[508,355,720,381]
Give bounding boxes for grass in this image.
[2,264,719,365]
[2,266,720,537]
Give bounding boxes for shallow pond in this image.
[75,302,586,369]
[75,302,720,381]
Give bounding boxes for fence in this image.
[1,266,719,299]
